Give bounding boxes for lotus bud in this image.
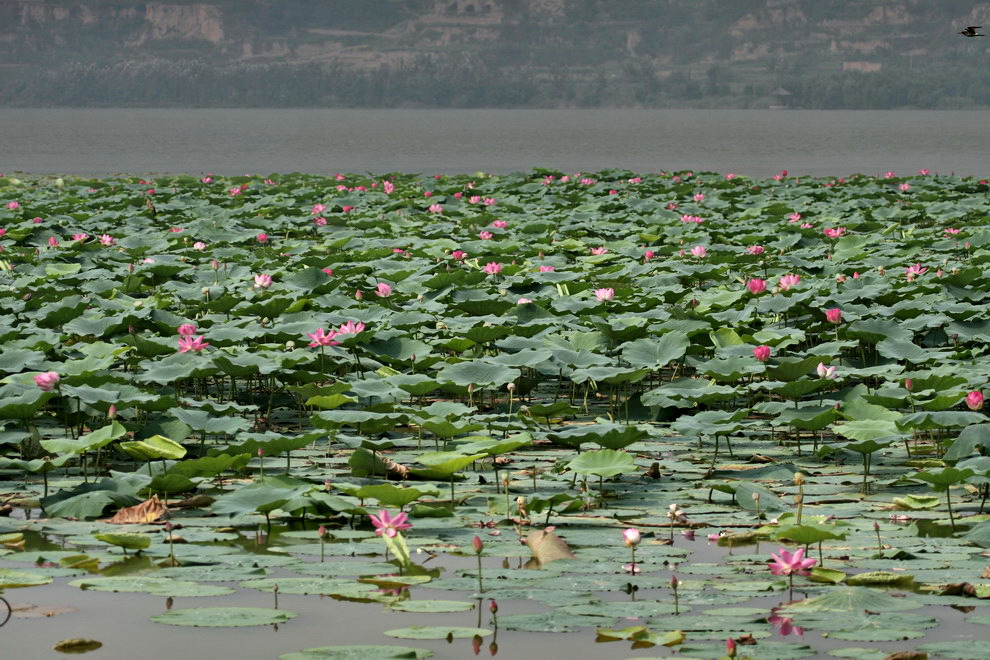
[794,473,805,486]
[472,535,484,554]
[285,340,295,350]
[669,575,679,589]
[489,599,498,614]
[468,384,475,393]
[318,525,327,538]
[622,528,641,547]
[726,637,737,658]
[966,391,984,411]
[108,404,117,419]
[507,383,516,392]
[905,378,913,391]
[324,479,332,491]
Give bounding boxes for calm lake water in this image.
[1,108,988,178]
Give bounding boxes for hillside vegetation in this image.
[2,0,989,108]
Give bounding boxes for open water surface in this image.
[1,108,989,179]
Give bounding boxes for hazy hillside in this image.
[2,0,989,108]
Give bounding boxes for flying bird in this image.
[959,26,985,37]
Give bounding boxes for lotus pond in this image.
[3,169,990,659]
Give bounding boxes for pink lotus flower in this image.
[428,204,443,214]
[884,171,895,179]
[0,228,6,237]
[99,234,115,246]
[768,547,816,576]
[228,187,242,196]
[201,176,213,183]
[375,282,392,298]
[747,278,767,295]
[905,263,927,279]
[194,241,206,251]
[899,183,911,192]
[479,231,493,240]
[945,228,961,236]
[825,308,842,324]
[966,391,984,411]
[307,327,339,347]
[483,197,496,206]
[311,203,326,215]
[681,214,703,224]
[336,320,365,336]
[517,297,532,304]
[178,335,209,353]
[34,372,59,391]
[725,173,736,180]
[254,273,273,289]
[787,213,802,223]
[778,274,801,291]
[469,195,481,204]
[622,528,641,547]
[753,345,771,362]
[816,362,837,380]
[690,245,707,259]
[48,236,59,248]
[321,267,333,276]
[383,181,395,194]
[423,191,432,197]
[370,509,412,538]
[483,262,502,275]
[747,245,765,255]
[491,220,508,229]
[451,250,467,261]
[823,227,846,239]
[918,169,930,175]
[257,233,268,243]
[644,249,655,262]
[341,206,354,213]
[169,227,184,233]
[590,246,608,255]
[72,233,88,241]
[177,323,197,336]
[538,265,555,272]
[693,193,705,202]
[6,201,20,210]
[595,288,615,302]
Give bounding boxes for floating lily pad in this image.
[69,576,235,597]
[279,645,432,659]
[390,600,476,613]
[151,607,296,627]
[384,626,491,640]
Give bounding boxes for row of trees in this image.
[2,58,990,109]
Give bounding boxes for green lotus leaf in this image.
[92,532,151,551]
[279,645,433,659]
[383,626,492,640]
[0,568,54,588]
[151,607,296,627]
[566,449,637,478]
